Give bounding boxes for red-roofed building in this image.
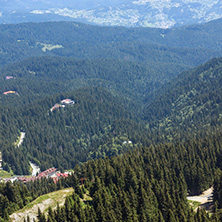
[6,76,14,80]
[3,91,16,95]
[61,99,75,105]
[37,167,57,179]
[56,173,69,178]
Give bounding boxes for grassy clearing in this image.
[14,134,20,147]
[20,195,49,213]
[14,132,25,147]
[37,42,64,52]
[79,189,93,209]
[21,188,73,213]
[10,188,74,222]
[188,200,201,210]
[0,169,14,178]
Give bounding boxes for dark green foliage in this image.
[144,57,222,142]
[0,20,222,68]
[1,22,222,176]
[37,207,46,222]
[35,128,222,222]
[2,95,222,222]
[0,86,145,174]
[0,56,188,108]
[213,169,222,208]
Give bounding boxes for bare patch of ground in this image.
[37,42,64,52]
[187,187,214,212]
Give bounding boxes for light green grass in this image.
[21,188,73,213]
[0,169,14,178]
[188,200,201,210]
[82,190,93,202]
[10,188,74,222]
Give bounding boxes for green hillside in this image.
[1,20,222,176]
[0,87,144,174]
[0,20,222,68]
[10,188,74,222]
[33,128,222,222]
[0,56,188,106]
[144,57,222,140]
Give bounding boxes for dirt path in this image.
[187,187,213,212]
[10,188,73,222]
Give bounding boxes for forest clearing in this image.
[9,188,74,222]
[15,132,25,148]
[187,187,213,212]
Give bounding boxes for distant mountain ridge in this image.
[0,0,222,28]
[1,19,222,68]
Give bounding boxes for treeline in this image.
[34,126,222,222]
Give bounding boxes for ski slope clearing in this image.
[10,187,74,222]
[30,162,40,177]
[16,132,25,148]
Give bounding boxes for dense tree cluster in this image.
[0,87,144,174]
[1,22,222,176]
[0,20,222,67]
[2,56,222,175]
[0,56,188,105]
[144,58,222,141]
[30,128,222,221]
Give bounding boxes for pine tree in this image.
[27,215,31,222]
[167,209,177,222]
[37,207,46,222]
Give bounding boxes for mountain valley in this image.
[1,16,222,222]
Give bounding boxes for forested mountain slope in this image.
[144,57,222,140]
[2,118,222,221]
[34,128,222,222]
[1,19,222,68]
[2,57,222,175]
[0,87,145,174]
[1,19,222,175]
[0,52,189,176]
[0,56,188,105]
